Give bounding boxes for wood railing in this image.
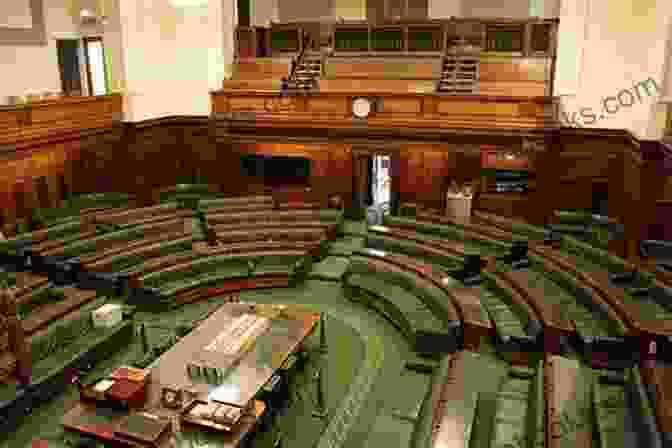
[0,94,123,151]
[236,18,558,59]
[211,89,555,131]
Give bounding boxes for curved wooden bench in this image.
[215,227,328,244]
[529,248,629,333]
[414,211,516,244]
[173,273,293,306]
[41,218,191,258]
[351,251,461,326]
[120,251,198,278]
[353,248,492,351]
[85,236,194,272]
[533,245,651,335]
[344,271,459,354]
[365,231,465,269]
[211,221,334,235]
[94,203,193,227]
[75,230,192,267]
[19,287,97,336]
[194,240,325,256]
[496,269,575,354]
[206,209,341,224]
[640,362,672,444]
[369,225,498,269]
[139,250,306,286]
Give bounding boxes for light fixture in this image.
[79,8,109,26]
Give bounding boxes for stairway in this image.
[436,52,480,94]
[292,55,321,91]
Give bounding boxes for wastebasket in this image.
[446,193,473,224]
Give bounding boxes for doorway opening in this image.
[56,39,83,96]
[83,37,109,95]
[366,154,391,224]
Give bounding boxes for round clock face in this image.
[352,97,371,118]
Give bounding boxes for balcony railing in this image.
[235,18,558,59]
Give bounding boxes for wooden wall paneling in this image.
[32,176,50,211]
[0,186,16,233]
[421,150,447,210]
[399,147,419,203]
[311,149,330,207]
[622,149,644,264]
[327,145,354,209]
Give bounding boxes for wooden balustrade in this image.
[0,94,123,150]
[211,90,554,131]
[236,18,557,59]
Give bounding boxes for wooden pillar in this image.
[528,129,561,226]
[607,151,627,259]
[45,173,63,209]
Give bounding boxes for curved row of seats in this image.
[373,213,664,365]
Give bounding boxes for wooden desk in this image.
[149,304,318,408]
[61,400,266,448]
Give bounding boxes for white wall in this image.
[554,0,670,139]
[333,0,365,20]
[461,0,530,18]
[253,0,278,26]
[119,0,232,121]
[428,0,461,18]
[0,0,125,101]
[279,0,333,21]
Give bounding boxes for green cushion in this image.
[475,274,528,340]
[349,254,456,325]
[341,220,368,236]
[253,255,304,275]
[329,236,365,256]
[593,383,627,448]
[345,273,448,337]
[16,286,65,317]
[308,256,350,281]
[144,257,252,288]
[366,235,462,269]
[29,297,106,364]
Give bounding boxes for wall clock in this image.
[352,97,372,119]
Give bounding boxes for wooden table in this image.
[61,400,266,447]
[149,304,318,408]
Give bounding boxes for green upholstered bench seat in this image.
[366,235,463,269]
[478,273,529,340]
[341,220,368,236]
[15,286,65,318]
[142,256,254,289]
[405,353,439,373]
[349,254,459,326]
[318,209,344,223]
[0,298,133,404]
[329,236,365,256]
[384,215,510,254]
[64,192,132,210]
[345,273,453,352]
[560,235,633,274]
[252,254,307,275]
[95,237,195,272]
[308,256,350,281]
